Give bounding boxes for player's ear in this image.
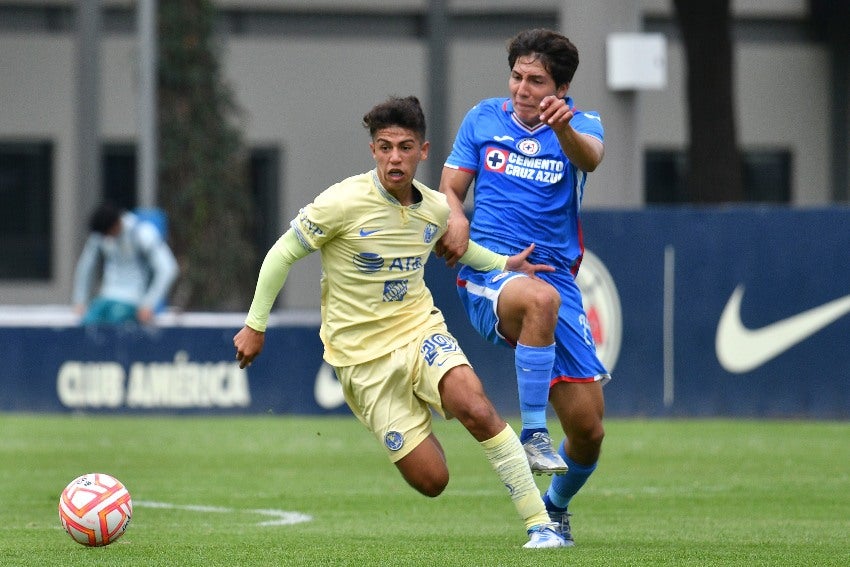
[419,140,430,161]
[557,83,570,98]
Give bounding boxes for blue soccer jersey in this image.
[447,96,610,382]
[445,97,603,272]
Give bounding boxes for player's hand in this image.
[136,306,154,324]
[435,213,470,268]
[505,243,555,280]
[539,95,575,130]
[234,325,265,369]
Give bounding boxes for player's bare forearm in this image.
[539,95,604,172]
[438,167,474,265]
[233,325,265,369]
[557,130,604,172]
[505,243,555,280]
[440,167,471,206]
[437,213,470,267]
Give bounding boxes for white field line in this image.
[134,500,313,526]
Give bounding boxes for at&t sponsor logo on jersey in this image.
[484,146,565,184]
[353,252,385,273]
[354,253,423,274]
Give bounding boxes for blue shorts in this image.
[457,265,611,384]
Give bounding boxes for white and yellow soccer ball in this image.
[58,473,133,546]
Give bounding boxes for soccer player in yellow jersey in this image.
[233,96,567,548]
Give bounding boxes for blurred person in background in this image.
[72,201,178,325]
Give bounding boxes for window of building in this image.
[102,143,280,269]
[248,146,281,267]
[742,150,792,202]
[103,143,138,210]
[645,149,791,203]
[0,141,53,279]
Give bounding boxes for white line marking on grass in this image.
[135,500,313,526]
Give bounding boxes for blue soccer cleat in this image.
[546,508,575,547]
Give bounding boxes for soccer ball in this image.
[58,473,133,546]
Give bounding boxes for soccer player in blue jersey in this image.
[233,96,569,548]
[437,29,610,546]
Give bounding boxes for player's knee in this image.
[574,419,605,450]
[588,423,605,448]
[414,472,449,497]
[524,283,560,324]
[398,449,450,497]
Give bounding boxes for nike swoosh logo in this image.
[314,362,346,409]
[493,135,515,142]
[715,285,850,373]
[359,228,381,237]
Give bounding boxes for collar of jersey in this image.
[370,169,422,209]
[504,96,575,133]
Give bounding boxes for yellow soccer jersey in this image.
[291,170,449,366]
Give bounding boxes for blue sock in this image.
[515,343,556,440]
[546,443,597,510]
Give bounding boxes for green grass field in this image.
[1,414,847,566]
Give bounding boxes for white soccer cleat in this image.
[523,523,568,549]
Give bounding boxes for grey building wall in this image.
[0,0,835,309]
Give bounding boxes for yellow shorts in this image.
[334,318,470,463]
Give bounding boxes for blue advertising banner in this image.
[1,208,848,418]
[582,207,850,418]
[428,207,850,419]
[0,323,348,415]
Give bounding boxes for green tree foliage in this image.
[158,0,256,309]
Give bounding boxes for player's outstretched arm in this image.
[458,241,555,281]
[505,243,556,280]
[233,228,311,368]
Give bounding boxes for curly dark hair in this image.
[362,96,426,140]
[507,28,579,86]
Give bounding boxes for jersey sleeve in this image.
[571,109,604,143]
[290,185,345,251]
[245,228,311,331]
[134,222,178,309]
[139,242,178,310]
